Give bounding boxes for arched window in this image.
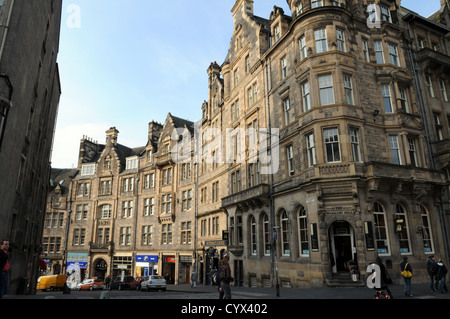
[280,209,290,256]
[298,206,309,256]
[420,205,434,254]
[396,203,411,254]
[263,214,271,256]
[373,202,390,255]
[250,216,257,255]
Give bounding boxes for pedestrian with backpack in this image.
[218,256,233,299]
[435,259,448,294]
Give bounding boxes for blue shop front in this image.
[135,254,158,277]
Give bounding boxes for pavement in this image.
[168,282,450,299]
[3,282,449,300]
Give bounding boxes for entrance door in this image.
[94,259,107,280]
[329,221,355,273]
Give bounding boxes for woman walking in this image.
[400,256,413,297]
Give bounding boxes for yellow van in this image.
[36,275,67,291]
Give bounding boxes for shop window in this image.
[373,202,390,255]
[298,206,309,257]
[419,205,434,254]
[395,204,411,254]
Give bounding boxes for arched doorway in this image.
[94,259,108,280]
[329,221,356,273]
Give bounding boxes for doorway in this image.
[94,259,107,280]
[329,221,356,273]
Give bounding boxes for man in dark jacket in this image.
[427,255,438,292]
[0,240,10,298]
[435,259,448,294]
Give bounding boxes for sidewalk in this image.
[169,282,450,299]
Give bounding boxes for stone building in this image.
[209,0,449,288]
[44,115,210,285]
[42,0,449,289]
[0,0,62,295]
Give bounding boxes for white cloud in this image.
[51,123,109,168]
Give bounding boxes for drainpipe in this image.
[264,56,280,297]
[0,0,14,63]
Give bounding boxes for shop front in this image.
[200,241,228,285]
[135,254,158,277]
[162,255,175,284]
[66,252,88,288]
[112,254,132,278]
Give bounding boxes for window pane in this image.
[319,74,334,105]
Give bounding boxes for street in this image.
[4,282,449,300]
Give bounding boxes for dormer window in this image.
[81,164,95,176]
[126,156,138,170]
[381,5,391,22]
[274,25,280,42]
[104,156,111,170]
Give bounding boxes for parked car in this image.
[77,278,104,291]
[36,275,67,291]
[129,276,148,290]
[109,275,134,290]
[140,275,167,292]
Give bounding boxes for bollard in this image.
[100,290,110,299]
[63,284,71,294]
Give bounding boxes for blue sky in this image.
[51,0,442,168]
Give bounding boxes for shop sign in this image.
[66,252,88,269]
[135,255,158,263]
[166,256,176,263]
[204,240,228,246]
[66,261,88,269]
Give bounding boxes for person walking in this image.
[427,255,438,292]
[0,240,10,299]
[400,256,413,297]
[375,257,393,299]
[218,256,233,299]
[435,259,448,294]
[190,269,198,288]
[104,275,111,289]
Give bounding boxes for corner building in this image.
[42,0,450,289]
[208,0,450,287]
